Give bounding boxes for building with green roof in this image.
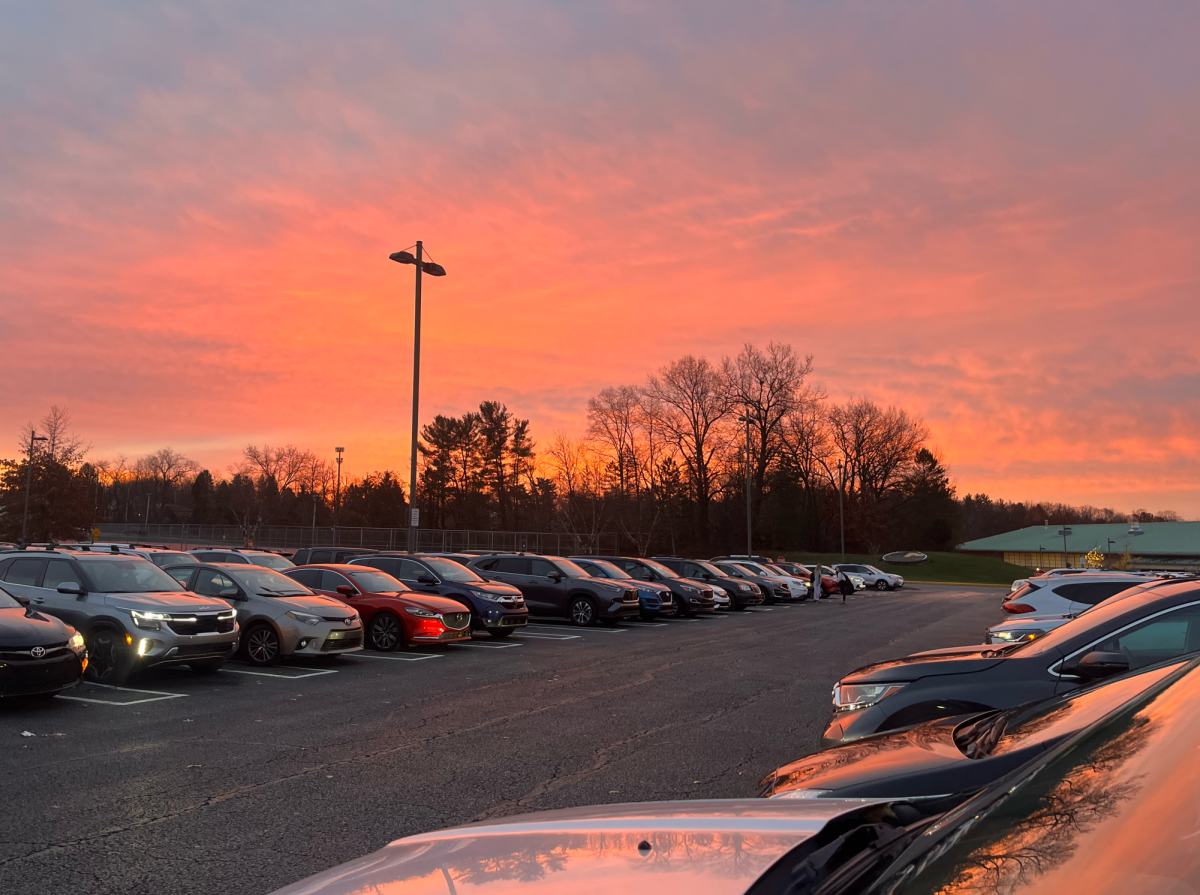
[957,521,1200,572]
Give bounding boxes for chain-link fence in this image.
[93,523,619,556]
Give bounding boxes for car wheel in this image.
[487,627,514,639]
[85,627,132,685]
[875,579,889,591]
[243,623,281,666]
[368,612,403,651]
[189,658,225,673]
[569,597,597,627]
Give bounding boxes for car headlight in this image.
[404,606,439,618]
[991,629,1042,643]
[69,632,85,650]
[286,611,322,626]
[737,583,753,592]
[130,609,169,630]
[218,609,237,621]
[472,589,501,602]
[831,682,907,713]
[681,584,700,594]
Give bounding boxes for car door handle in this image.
[32,597,46,604]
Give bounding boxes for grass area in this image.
[782,550,1032,586]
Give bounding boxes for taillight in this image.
[1003,603,1036,614]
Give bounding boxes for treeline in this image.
[1,368,1184,552]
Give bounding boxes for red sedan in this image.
[285,564,472,651]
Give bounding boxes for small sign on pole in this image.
[410,508,420,527]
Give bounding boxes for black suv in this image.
[591,556,716,617]
[467,554,640,626]
[290,547,378,565]
[347,553,529,638]
[652,557,764,610]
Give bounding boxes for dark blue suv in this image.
[346,554,528,638]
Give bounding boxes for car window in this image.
[1058,581,1137,606]
[347,569,407,593]
[588,559,630,579]
[250,554,294,571]
[556,559,592,578]
[320,570,354,591]
[192,552,225,563]
[150,552,197,567]
[496,557,531,575]
[310,550,334,563]
[0,586,22,609]
[288,569,322,588]
[715,563,742,577]
[238,567,313,596]
[4,558,46,586]
[418,557,482,583]
[473,558,498,571]
[573,560,600,576]
[81,560,185,593]
[529,558,557,577]
[194,569,236,597]
[165,567,195,586]
[391,558,431,581]
[41,560,78,590]
[1091,603,1200,668]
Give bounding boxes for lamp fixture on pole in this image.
[390,241,447,553]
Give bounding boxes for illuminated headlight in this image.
[404,606,439,618]
[832,682,907,713]
[218,610,237,621]
[286,611,322,626]
[130,610,168,630]
[69,632,85,650]
[991,629,1042,643]
[137,638,153,656]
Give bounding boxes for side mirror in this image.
[336,584,356,596]
[13,593,30,607]
[219,587,242,600]
[548,572,563,581]
[417,575,438,586]
[57,582,86,596]
[1065,650,1130,680]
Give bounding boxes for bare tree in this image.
[642,355,734,550]
[21,405,89,466]
[136,448,201,518]
[544,433,608,551]
[238,445,315,492]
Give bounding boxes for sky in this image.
[2,1,1199,516]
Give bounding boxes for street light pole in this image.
[837,460,846,560]
[737,415,752,555]
[1057,526,1073,567]
[334,446,344,544]
[389,242,447,554]
[20,431,48,546]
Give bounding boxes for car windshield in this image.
[864,565,884,575]
[585,559,631,579]
[83,560,186,593]
[419,557,483,583]
[249,554,295,571]
[692,560,725,578]
[555,559,592,579]
[639,558,679,578]
[0,586,22,609]
[238,567,314,596]
[150,552,197,566]
[738,562,771,576]
[347,570,409,593]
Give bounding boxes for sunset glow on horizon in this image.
[3,1,1199,514]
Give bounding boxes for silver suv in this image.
[166,563,362,666]
[188,548,295,571]
[0,550,239,684]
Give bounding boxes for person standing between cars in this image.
[836,567,853,603]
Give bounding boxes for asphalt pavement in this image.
[0,584,1004,895]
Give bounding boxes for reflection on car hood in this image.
[0,607,71,646]
[845,646,1008,682]
[472,581,524,597]
[635,580,673,593]
[387,593,472,614]
[103,592,232,612]
[268,799,879,895]
[272,595,352,616]
[766,716,966,796]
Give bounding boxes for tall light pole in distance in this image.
[389,242,447,553]
[737,415,752,555]
[335,446,345,535]
[20,431,48,546]
[837,459,846,560]
[1057,525,1073,567]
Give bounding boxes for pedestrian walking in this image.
[837,567,853,603]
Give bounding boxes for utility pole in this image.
[737,415,752,555]
[335,446,345,537]
[19,431,47,546]
[837,459,846,560]
[408,241,423,553]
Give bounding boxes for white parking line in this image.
[513,631,583,640]
[57,683,187,706]
[622,621,669,627]
[524,623,627,635]
[355,652,443,661]
[222,668,340,679]
[450,641,523,650]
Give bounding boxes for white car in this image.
[1000,573,1148,621]
[708,583,732,609]
[1009,567,1117,593]
[834,563,903,591]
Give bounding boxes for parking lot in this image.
[0,584,1002,895]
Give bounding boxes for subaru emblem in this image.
[31,646,46,658]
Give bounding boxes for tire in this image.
[569,597,597,627]
[487,627,515,639]
[189,658,225,673]
[242,623,281,666]
[875,579,889,592]
[368,612,403,652]
[85,627,132,686]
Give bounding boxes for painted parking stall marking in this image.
[354,652,443,662]
[222,667,340,679]
[57,683,188,706]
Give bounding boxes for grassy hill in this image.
[781,550,1031,586]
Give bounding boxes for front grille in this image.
[0,642,71,662]
[442,612,470,630]
[0,654,81,696]
[321,616,355,623]
[320,631,363,651]
[498,616,526,627]
[623,589,639,603]
[165,614,235,635]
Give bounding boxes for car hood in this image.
[470,580,524,597]
[268,799,882,895]
[634,580,673,594]
[844,646,1010,683]
[103,592,232,612]
[0,607,71,646]
[270,594,353,616]
[764,717,966,796]
[383,593,471,614]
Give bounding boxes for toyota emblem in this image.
[30,646,46,658]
